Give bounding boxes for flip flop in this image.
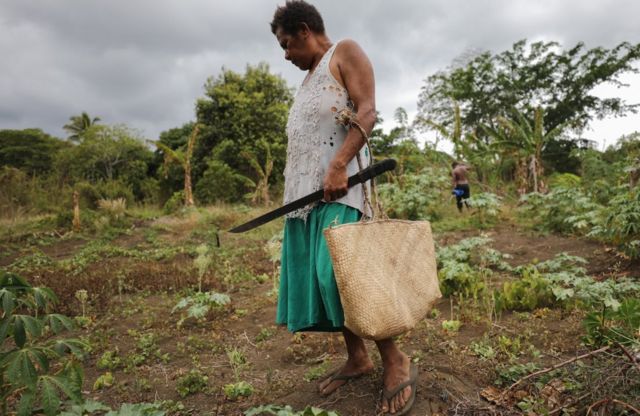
[318,371,366,396]
[382,363,418,416]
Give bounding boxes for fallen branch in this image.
[615,341,640,372]
[586,398,640,415]
[505,345,610,393]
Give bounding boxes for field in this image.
[2,205,638,416]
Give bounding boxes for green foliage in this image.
[245,405,340,416]
[194,159,253,204]
[378,166,450,220]
[466,192,501,225]
[223,381,254,400]
[163,191,185,214]
[60,400,166,416]
[0,129,68,175]
[0,270,87,416]
[96,349,123,370]
[193,63,293,202]
[495,267,555,312]
[93,372,115,390]
[495,362,540,386]
[418,40,640,139]
[590,187,640,258]
[175,369,208,397]
[519,187,603,234]
[583,298,640,347]
[172,291,230,323]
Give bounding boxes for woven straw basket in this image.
[324,219,441,340]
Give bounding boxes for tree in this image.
[417,40,640,141]
[0,129,68,174]
[194,63,293,202]
[154,125,200,207]
[54,124,154,201]
[63,112,101,142]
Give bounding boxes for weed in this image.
[93,372,115,391]
[97,349,123,370]
[255,327,276,343]
[304,361,330,382]
[176,370,208,398]
[442,320,462,333]
[246,405,339,415]
[223,381,254,400]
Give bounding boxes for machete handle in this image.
[347,158,397,188]
[228,158,396,233]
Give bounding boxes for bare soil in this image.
[3,218,638,415]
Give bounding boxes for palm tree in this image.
[154,125,200,207]
[63,112,101,142]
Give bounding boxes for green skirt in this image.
[276,203,361,332]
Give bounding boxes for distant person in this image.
[271,1,417,415]
[452,161,471,212]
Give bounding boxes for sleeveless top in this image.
[283,42,371,220]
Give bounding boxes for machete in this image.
[228,158,396,233]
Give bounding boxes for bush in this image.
[378,167,449,221]
[518,187,602,234]
[195,160,252,204]
[589,187,640,258]
[163,191,184,214]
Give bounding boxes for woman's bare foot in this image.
[317,356,374,396]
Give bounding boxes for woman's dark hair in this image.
[270,0,325,35]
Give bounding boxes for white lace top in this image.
[283,42,370,219]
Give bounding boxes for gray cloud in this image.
[1,0,639,144]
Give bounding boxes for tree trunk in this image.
[72,190,81,231]
[184,163,194,207]
[530,156,538,193]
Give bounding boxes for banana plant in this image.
[484,107,569,193]
[153,125,201,207]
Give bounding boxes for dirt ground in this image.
[2,217,638,415]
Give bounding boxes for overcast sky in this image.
[1,0,639,151]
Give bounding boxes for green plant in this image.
[93,372,115,390]
[442,320,462,332]
[60,400,166,416]
[96,349,122,370]
[495,266,555,312]
[583,298,640,347]
[0,271,87,416]
[590,187,640,258]
[223,381,254,400]
[227,347,249,380]
[466,192,502,226]
[176,369,208,397]
[378,167,450,221]
[172,291,230,325]
[245,405,340,416]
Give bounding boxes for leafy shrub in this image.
[495,267,555,312]
[0,271,87,416]
[163,191,184,214]
[518,187,602,234]
[172,291,230,323]
[378,167,449,221]
[176,369,208,397]
[583,298,640,347]
[195,160,253,204]
[589,187,640,258]
[466,192,502,225]
[223,381,254,400]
